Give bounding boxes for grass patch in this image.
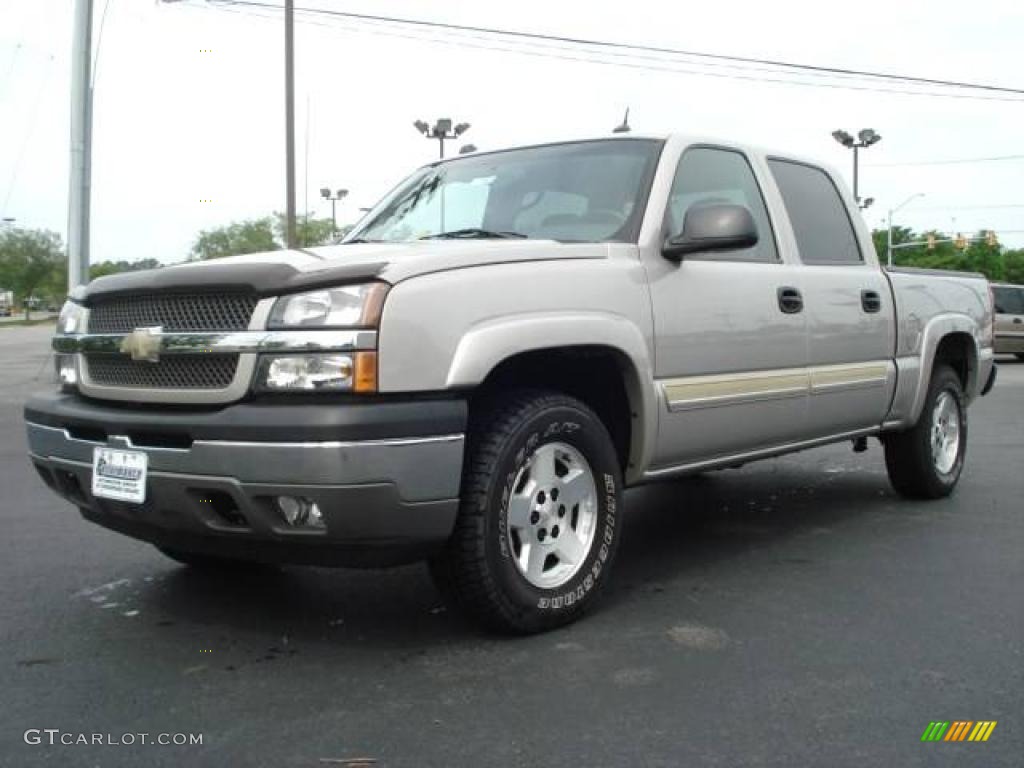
[0,316,58,328]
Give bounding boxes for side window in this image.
[994,286,1024,314]
[768,159,862,265]
[666,147,778,263]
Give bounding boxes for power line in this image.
[892,204,1024,212]
[92,0,115,88]
[869,154,1024,167]
[194,1,1024,103]
[208,0,1024,99]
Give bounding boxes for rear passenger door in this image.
[767,159,896,436]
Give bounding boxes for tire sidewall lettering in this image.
[490,410,621,613]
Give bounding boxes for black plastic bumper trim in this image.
[24,392,467,444]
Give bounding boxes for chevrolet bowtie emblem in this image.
[120,326,163,363]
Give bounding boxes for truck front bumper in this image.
[24,393,466,567]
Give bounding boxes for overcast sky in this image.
[1,0,1022,264]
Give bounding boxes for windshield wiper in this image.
[343,237,384,244]
[420,228,527,240]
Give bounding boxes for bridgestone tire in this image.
[430,390,624,634]
[883,365,967,499]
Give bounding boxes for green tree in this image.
[273,213,336,248]
[961,231,1005,281]
[0,228,65,319]
[190,217,278,261]
[90,258,163,279]
[189,212,337,261]
[1004,250,1024,284]
[871,225,915,263]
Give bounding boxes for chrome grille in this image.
[86,354,239,389]
[88,293,258,333]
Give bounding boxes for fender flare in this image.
[445,312,656,483]
[906,313,980,425]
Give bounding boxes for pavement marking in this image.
[667,624,730,650]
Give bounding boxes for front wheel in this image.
[431,390,624,633]
[883,365,967,499]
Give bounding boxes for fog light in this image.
[55,354,78,391]
[257,354,354,391]
[276,496,325,528]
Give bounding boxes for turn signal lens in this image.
[353,351,377,393]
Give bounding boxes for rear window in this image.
[993,286,1024,314]
[768,159,862,265]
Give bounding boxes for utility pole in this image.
[68,0,94,288]
[284,0,297,248]
[831,128,881,208]
[414,118,470,159]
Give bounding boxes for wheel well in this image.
[933,332,976,393]
[470,346,636,471]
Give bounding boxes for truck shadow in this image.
[136,454,893,650]
[605,465,893,607]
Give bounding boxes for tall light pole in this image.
[320,187,348,237]
[414,118,470,159]
[832,128,881,208]
[284,0,297,249]
[68,0,94,289]
[886,193,925,267]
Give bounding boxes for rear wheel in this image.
[430,390,623,634]
[883,365,967,499]
[1016,353,1024,361]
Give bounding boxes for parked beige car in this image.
[992,283,1024,359]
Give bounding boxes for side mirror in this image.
[662,203,759,261]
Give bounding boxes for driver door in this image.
[645,146,809,469]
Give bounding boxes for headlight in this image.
[255,352,377,393]
[57,299,86,334]
[268,283,388,329]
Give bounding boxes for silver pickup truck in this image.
[25,135,997,633]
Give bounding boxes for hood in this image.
[79,240,609,303]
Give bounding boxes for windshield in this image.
[348,139,663,244]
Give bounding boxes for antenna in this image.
[613,107,631,133]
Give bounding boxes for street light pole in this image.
[414,118,471,159]
[68,0,94,289]
[284,0,297,249]
[887,193,925,267]
[831,128,881,208]
[320,188,348,238]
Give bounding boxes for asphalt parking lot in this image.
[1,323,1021,767]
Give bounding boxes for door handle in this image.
[861,289,882,313]
[777,286,803,314]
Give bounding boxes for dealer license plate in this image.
[91,447,148,504]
